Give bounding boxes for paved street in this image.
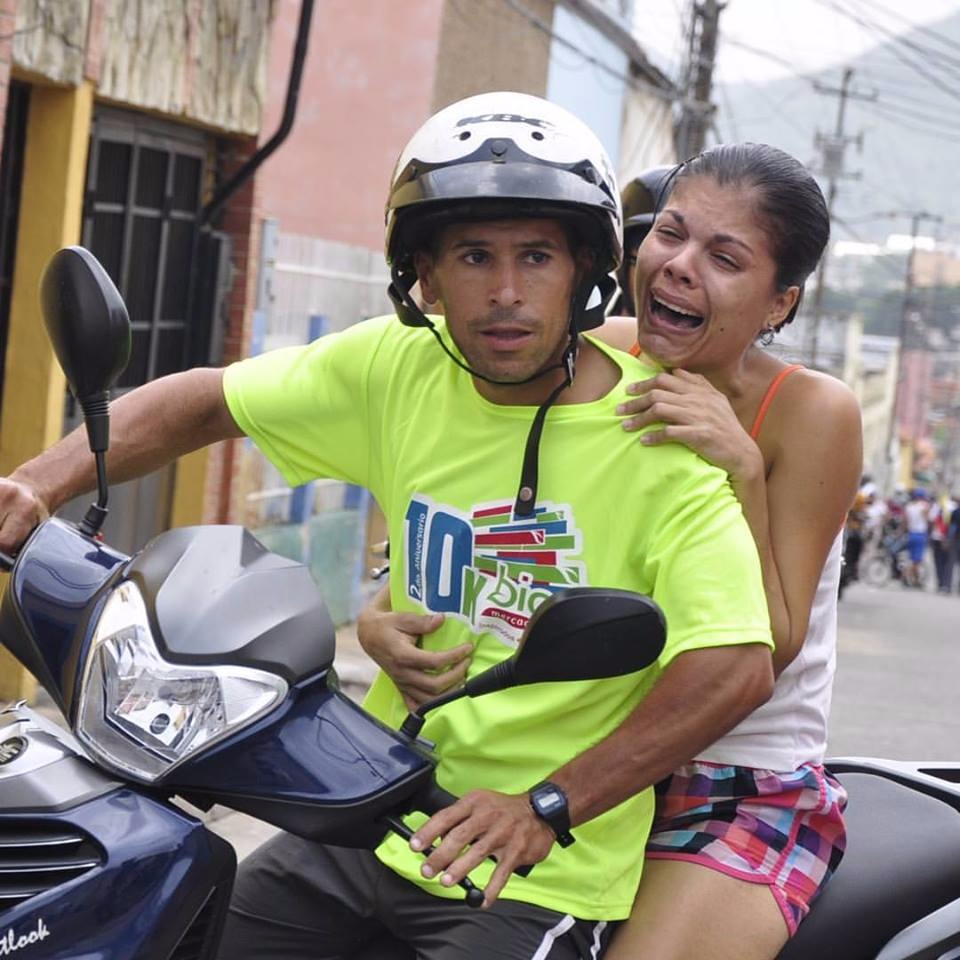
[828,579,960,760]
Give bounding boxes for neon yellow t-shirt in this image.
[223,314,772,920]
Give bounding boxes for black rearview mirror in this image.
[40,246,131,536]
[41,246,131,412]
[401,588,666,739]
[466,588,666,696]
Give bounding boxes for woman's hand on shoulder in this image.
[617,368,763,484]
[356,584,473,711]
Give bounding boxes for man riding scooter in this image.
[0,91,774,959]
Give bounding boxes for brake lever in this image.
[382,813,486,908]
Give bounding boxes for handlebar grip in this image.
[416,779,458,816]
[415,778,537,879]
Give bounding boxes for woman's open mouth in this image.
[648,292,704,332]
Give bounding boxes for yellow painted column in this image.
[0,81,94,703]
[169,447,211,527]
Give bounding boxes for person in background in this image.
[903,489,931,589]
[946,494,960,594]
[843,487,869,586]
[863,487,887,551]
[930,495,951,594]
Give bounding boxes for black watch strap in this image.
[529,780,576,848]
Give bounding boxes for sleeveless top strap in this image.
[628,344,802,442]
[750,364,803,440]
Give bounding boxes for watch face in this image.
[534,786,564,815]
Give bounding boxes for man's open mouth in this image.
[480,326,536,349]
[649,292,704,330]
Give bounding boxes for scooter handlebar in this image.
[414,777,534,878]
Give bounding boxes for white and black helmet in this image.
[385,91,622,332]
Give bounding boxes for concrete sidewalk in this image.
[33,621,379,862]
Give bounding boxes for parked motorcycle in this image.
[0,247,667,959]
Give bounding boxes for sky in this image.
[632,0,960,85]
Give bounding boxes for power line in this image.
[865,98,960,135]
[809,0,960,101]
[846,0,960,59]
[720,36,815,80]
[857,99,960,143]
[497,0,678,102]
[843,0,960,75]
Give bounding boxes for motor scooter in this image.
[0,246,668,959]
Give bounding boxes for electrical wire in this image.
[846,0,960,59]
[498,0,678,102]
[810,0,960,100]
[843,0,960,75]
[857,99,960,142]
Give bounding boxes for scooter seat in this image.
[779,770,960,960]
[335,769,960,960]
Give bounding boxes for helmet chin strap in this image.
[512,334,575,518]
[389,262,611,519]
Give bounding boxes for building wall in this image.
[432,0,553,111]
[12,0,88,85]
[618,79,675,180]
[14,0,271,134]
[546,5,627,164]
[256,0,445,251]
[912,249,960,288]
[0,0,14,156]
[898,349,935,443]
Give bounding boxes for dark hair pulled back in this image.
[670,143,829,331]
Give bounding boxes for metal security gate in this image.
[59,108,211,554]
[82,108,206,387]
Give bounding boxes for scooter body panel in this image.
[169,678,435,846]
[0,519,126,717]
[0,706,235,960]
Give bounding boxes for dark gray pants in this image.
[215,832,613,960]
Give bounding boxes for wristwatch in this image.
[528,780,576,848]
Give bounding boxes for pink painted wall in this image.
[257,0,445,252]
[898,349,935,442]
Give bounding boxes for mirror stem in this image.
[80,391,110,454]
[79,451,109,537]
[400,686,466,740]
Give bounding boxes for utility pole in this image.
[885,210,943,483]
[675,1,724,158]
[808,68,875,368]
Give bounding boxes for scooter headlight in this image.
[76,580,288,782]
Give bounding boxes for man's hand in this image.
[0,477,50,555]
[357,587,472,710]
[410,790,556,908]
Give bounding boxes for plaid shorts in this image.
[645,761,847,936]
